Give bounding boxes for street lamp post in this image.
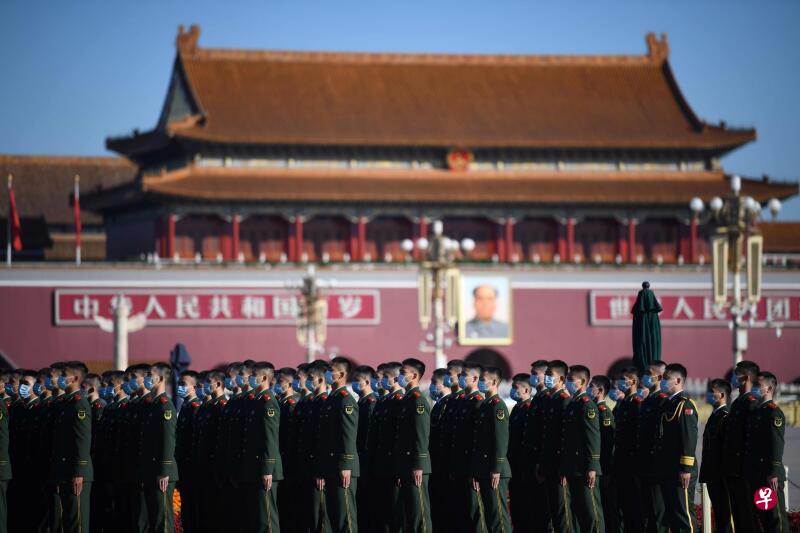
[402,220,475,369]
[690,176,782,367]
[291,265,329,363]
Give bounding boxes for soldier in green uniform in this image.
[175,370,201,533]
[238,362,283,532]
[439,359,466,531]
[304,361,332,532]
[42,362,67,532]
[193,370,227,532]
[318,357,359,533]
[561,365,604,532]
[275,366,301,532]
[699,378,733,533]
[9,369,40,532]
[638,360,669,533]
[611,367,644,531]
[522,359,551,533]
[723,360,760,531]
[371,362,405,533]
[507,373,532,532]
[0,371,11,533]
[79,373,107,533]
[470,367,511,533]
[51,361,93,533]
[395,358,432,532]
[538,359,573,533]
[453,361,485,531]
[744,371,789,532]
[351,365,378,531]
[103,371,131,529]
[590,374,616,533]
[427,367,451,532]
[655,363,698,533]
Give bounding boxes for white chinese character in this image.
[176,295,200,319]
[766,298,790,322]
[756,487,773,510]
[703,298,727,320]
[672,297,695,319]
[273,296,299,319]
[143,295,167,319]
[241,296,266,319]
[608,297,630,320]
[337,295,362,319]
[73,295,99,319]
[210,295,233,318]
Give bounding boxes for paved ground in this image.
[696,424,799,509]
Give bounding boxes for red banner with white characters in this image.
[54,289,379,326]
[590,290,800,327]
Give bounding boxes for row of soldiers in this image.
[0,356,788,532]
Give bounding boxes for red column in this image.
[232,215,240,260]
[689,218,697,263]
[504,218,515,263]
[358,217,367,261]
[617,220,628,262]
[349,219,359,261]
[295,216,304,261]
[166,214,176,259]
[287,218,296,262]
[495,222,506,262]
[556,220,566,260]
[415,217,428,260]
[627,218,637,263]
[566,217,575,262]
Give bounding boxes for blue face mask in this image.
[705,392,717,406]
[615,379,629,393]
[195,386,206,399]
[443,374,452,388]
[380,376,391,390]
[4,384,13,395]
[370,377,378,390]
[509,388,519,401]
[544,375,556,390]
[324,371,335,385]
[273,383,285,395]
[249,376,259,389]
[660,379,670,393]
[45,377,55,391]
[751,387,762,399]
[236,375,246,388]
[33,383,43,396]
[641,375,654,389]
[529,374,539,387]
[588,391,598,403]
[292,378,301,390]
[730,373,740,388]
[306,378,315,391]
[477,379,488,393]
[608,389,621,401]
[127,380,140,393]
[143,376,154,391]
[19,384,31,398]
[428,383,439,400]
[57,376,68,390]
[458,375,467,390]
[203,383,213,396]
[177,385,189,398]
[224,377,235,390]
[566,381,578,395]
[397,374,408,388]
[351,381,362,394]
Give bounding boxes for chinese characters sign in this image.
[590,290,800,327]
[54,289,379,326]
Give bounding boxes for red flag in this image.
[74,175,81,252]
[8,176,22,252]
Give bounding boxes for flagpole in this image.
[6,175,11,267]
[74,175,81,266]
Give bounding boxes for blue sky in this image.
[2,1,799,218]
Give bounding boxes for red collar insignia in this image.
[340,390,348,397]
[263,394,271,401]
[160,396,168,404]
[581,396,589,403]
[247,394,255,400]
[412,391,421,398]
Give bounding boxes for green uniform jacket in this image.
[50,390,93,482]
[395,387,431,474]
[439,390,465,475]
[521,389,551,476]
[560,392,601,476]
[597,400,615,475]
[302,391,329,477]
[191,395,226,475]
[507,397,531,474]
[237,389,283,480]
[722,390,759,477]
[139,392,179,481]
[540,388,571,477]
[743,400,785,483]
[429,392,450,475]
[450,390,484,475]
[654,391,698,477]
[176,397,202,481]
[699,405,728,483]
[471,394,511,479]
[372,390,404,475]
[356,391,377,472]
[637,390,669,476]
[0,398,11,480]
[278,392,300,477]
[612,394,640,475]
[320,386,359,477]
[104,396,129,481]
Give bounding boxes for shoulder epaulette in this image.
[288,398,296,405]
[658,393,667,399]
[191,401,200,408]
[393,393,403,400]
[492,397,500,405]
[263,393,271,401]
[633,396,643,403]
[747,396,757,402]
[160,396,168,404]
[321,393,328,400]
[524,402,532,409]
[581,395,589,403]
[247,393,255,400]
[458,393,465,399]
[144,396,153,403]
[340,389,349,397]
[219,399,227,406]
[767,402,777,409]
[367,397,375,403]
[93,400,101,408]
[474,394,484,401]
[560,391,570,399]
[412,391,421,398]
[74,394,82,401]
[599,404,607,411]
